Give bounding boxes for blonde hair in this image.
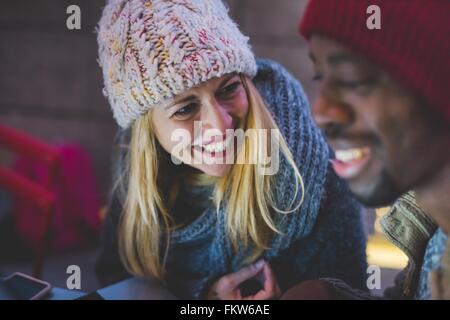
[117,76,304,279]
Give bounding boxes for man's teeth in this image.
[335,148,367,163]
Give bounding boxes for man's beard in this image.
[352,169,401,207]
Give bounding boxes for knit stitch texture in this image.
[97,0,257,128]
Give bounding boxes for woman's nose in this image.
[201,100,233,133]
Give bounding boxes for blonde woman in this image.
[96,0,367,300]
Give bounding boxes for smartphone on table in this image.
[0,272,52,300]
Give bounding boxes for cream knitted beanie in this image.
[97,0,257,128]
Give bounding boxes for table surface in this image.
[45,277,177,300]
[44,287,86,300]
[96,277,177,300]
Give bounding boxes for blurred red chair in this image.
[0,125,60,278]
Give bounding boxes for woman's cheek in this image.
[167,123,196,156]
[232,90,249,116]
[155,123,178,154]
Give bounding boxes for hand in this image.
[280,280,334,300]
[206,260,281,300]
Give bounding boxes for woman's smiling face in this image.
[151,73,249,177]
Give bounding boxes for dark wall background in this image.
[0,0,314,203]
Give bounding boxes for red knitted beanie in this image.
[299,0,450,124]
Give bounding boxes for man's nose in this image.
[312,95,353,138]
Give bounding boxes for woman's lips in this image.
[331,147,371,180]
[191,135,234,160]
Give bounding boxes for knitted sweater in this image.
[96,59,368,299]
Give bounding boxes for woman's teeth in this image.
[196,136,233,154]
[335,148,369,163]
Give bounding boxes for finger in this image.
[265,263,282,297]
[245,264,278,300]
[225,259,266,289]
[243,287,273,300]
[262,263,277,293]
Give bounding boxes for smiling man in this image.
[307,37,448,209]
[285,0,450,299]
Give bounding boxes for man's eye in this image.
[335,79,374,90]
[218,81,240,96]
[172,103,198,119]
[312,74,323,82]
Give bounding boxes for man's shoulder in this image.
[380,192,437,262]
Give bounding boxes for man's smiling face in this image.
[308,35,449,207]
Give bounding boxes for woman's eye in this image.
[172,103,198,119]
[217,81,240,97]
